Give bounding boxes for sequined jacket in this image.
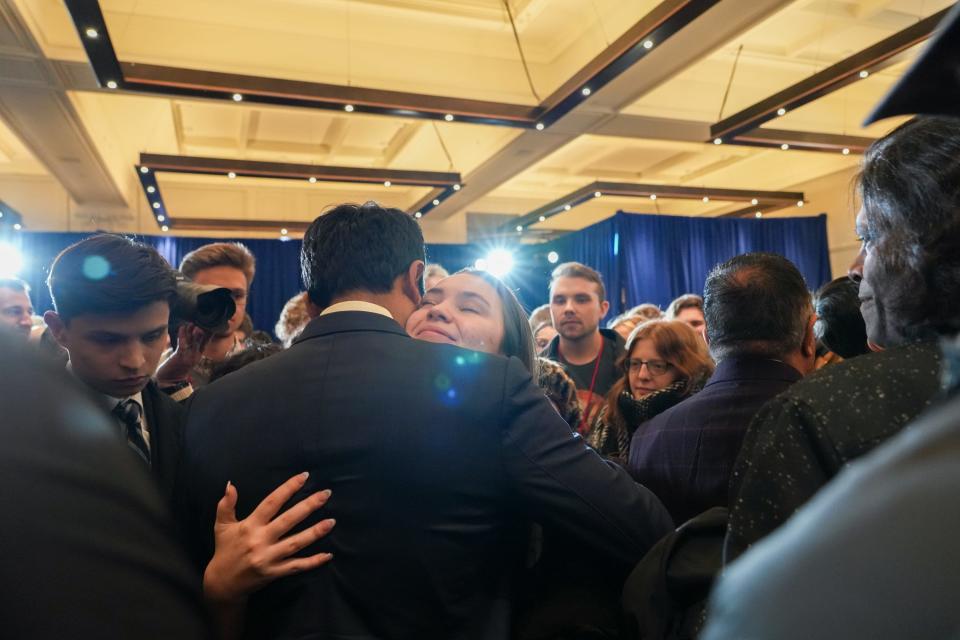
[724,340,942,563]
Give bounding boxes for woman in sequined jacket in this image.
[589,319,715,464]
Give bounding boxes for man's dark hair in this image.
[859,116,960,340]
[549,262,606,302]
[814,277,870,358]
[301,202,425,308]
[704,252,813,361]
[47,234,177,322]
[0,277,29,294]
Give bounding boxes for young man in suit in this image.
[179,201,673,640]
[44,234,185,502]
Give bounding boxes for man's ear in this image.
[43,311,68,348]
[801,313,817,358]
[401,260,425,306]
[599,299,610,319]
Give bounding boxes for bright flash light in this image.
[547,251,560,264]
[0,242,24,276]
[483,249,514,278]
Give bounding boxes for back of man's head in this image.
[859,115,960,340]
[815,277,870,359]
[301,202,425,309]
[704,252,812,362]
[47,234,177,322]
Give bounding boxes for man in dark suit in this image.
[627,253,816,525]
[178,202,674,640]
[44,234,186,501]
[0,331,210,639]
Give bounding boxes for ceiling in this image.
[0,0,952,241]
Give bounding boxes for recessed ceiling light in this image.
[161,225,169,232]
[308,176,317,183]
[780,143,790,150]
[157,215,165,222]
[702,196,710,203]
[227,172,236,179]
[643,40,654,49]
[281,228,288,236]
[13,223,22,230]
[535,122,545,131]
[650,194,657,200]
[383,180,391,187]
[146,186,156,194]
[797,200,805,207]
[139,166,149,174]
[432,199,440,206]
[751,198,759,205]
[594,191,602,198]
[344,104,354,112]
[581,87,592,96]
[564,204,571,211]
[538,215,546,222]
[755,211,763,218]
[516,225,523,232]
[85,27,98,39]
[859,70,869,79]
[444,114,454,121]
[713,138,722,145]
[152,202,160,209]
[414,211,422,218]
[232,93,243,102]
[106,80,118,89]
[453,184,461,191]
[842,148,851,155]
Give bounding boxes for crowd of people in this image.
[2,113,960,639]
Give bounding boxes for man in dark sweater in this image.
[628,253,817,524]
[541,262,625,432]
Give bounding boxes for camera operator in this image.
[43,234,188,503]
[157,242,255,400]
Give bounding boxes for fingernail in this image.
[321,489,332,499]
[300,471,310,480]
[225,480,232,491]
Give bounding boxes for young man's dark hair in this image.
[549,262,606,302]
[814,277,870,359]
[44,234,184,502]
[857,115,960,343]
[47,234,177,323]
[704,253,813,362]
[301,201,426,309]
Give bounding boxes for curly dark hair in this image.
[859,116,960,341]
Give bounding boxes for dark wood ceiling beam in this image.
[167,218,310,234]
[501,180,805,231]
[710,8,949,142]
[139,153,461,187]
[732,128,875,154]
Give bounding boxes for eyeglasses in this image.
[626,358,672,376]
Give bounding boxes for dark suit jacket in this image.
[724,341,942,562]
[627,357,803,525]
[0,333,208,640]
[178,311,673,640]
[142,380,186,503]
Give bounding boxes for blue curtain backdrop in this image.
[521,211,831,316]
[11,212,829,334]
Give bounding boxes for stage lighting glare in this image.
[485,249,514,278]
[0,242,24,276]
[474,258,488,271]
[547,251,559,264]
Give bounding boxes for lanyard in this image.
[559,340,604,434]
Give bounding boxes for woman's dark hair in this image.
[301,202,426,308]
[47,234,177,323]
[859,116,960,340]
[814,277,870,358]
[455,269,538,379]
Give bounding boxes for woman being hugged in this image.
[589,319,714,463]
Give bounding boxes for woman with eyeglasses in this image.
[588,319,714,464]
